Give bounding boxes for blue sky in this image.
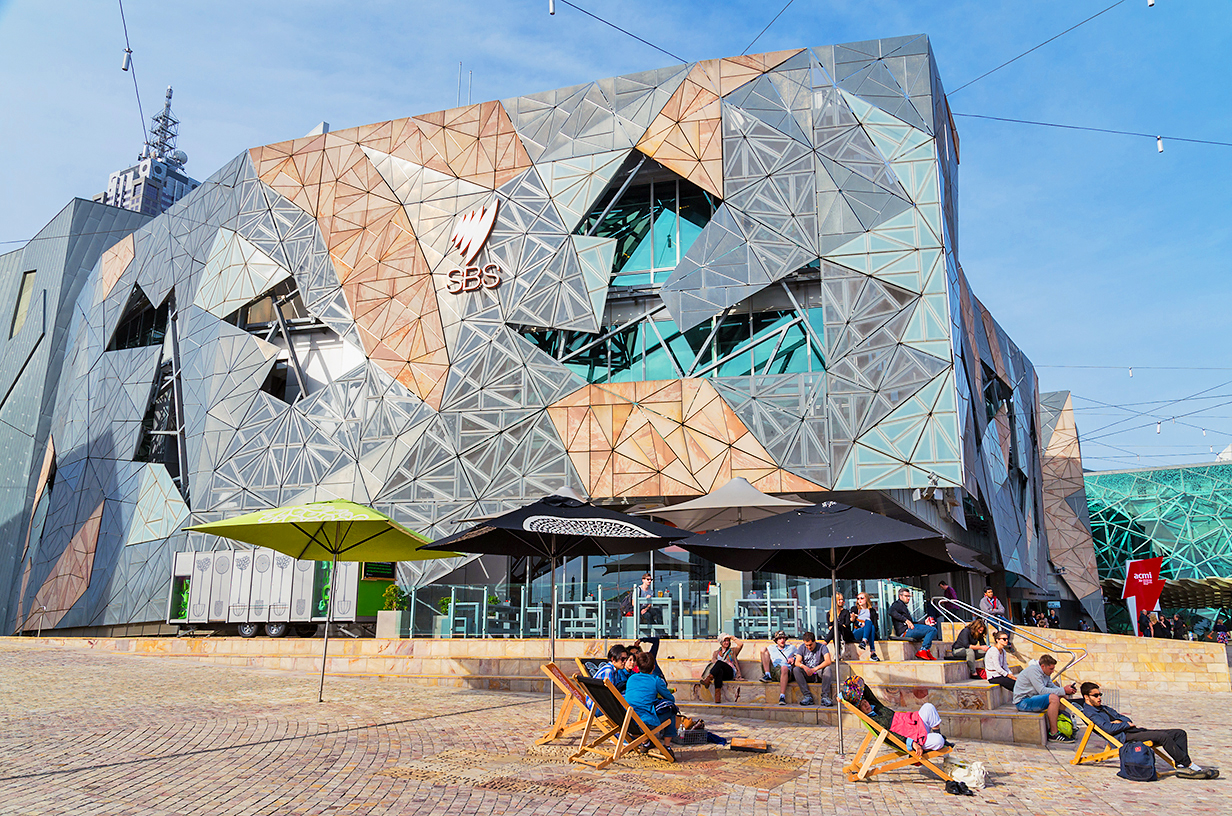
[1,0,1228,471]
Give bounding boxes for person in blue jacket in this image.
[623,650,677,758]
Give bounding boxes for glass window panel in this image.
[561,331,609,383]
[642,323,678,380]
[651,180,678,277]
[677,185,714,264]
[715,314,753,377]
[607,324,642,383]
[9,270,35,339]
[763,323,811,374]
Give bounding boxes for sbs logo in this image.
[446,200,502,294]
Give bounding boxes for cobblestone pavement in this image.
[1,640,1227,815]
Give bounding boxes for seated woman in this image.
[825,592,854,648]
[951,620,989,679]
[700,632,743,704]
[623,651,677,758]
[852,592,881,661]
[841,676,948,755]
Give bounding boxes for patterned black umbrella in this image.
[427,495,690,666]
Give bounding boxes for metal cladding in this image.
[3,36,1054,632]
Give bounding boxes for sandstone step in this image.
[674,678,1010,711]
[673,700,1046,746]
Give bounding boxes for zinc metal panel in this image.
[207,550,234,622]
[289,559,315,621]
[248,547,275,622]
[227,550,254,622]
[267,551,294,622]
[187,552,212,623]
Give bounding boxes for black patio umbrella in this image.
[426,495,691,666]
[680,501,961,753]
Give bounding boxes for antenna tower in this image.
[146,86,181,163]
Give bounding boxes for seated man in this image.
[983,632,1017,692]
[623,651,677,759]
[778,630,834,707]
[1080,682,1218,779]
[1012,654,1076,743]
[888,588,941,660]
[842,676,948,755]
[759,630,796,683]
[637,573,663,627]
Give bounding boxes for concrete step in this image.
[673,700,1046,746]
[676,678,1010,711]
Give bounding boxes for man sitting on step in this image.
[1079,682,1218,779]
[758,630,796,684]
[1012,654,1076,743]
[777,631,834,707]
[889,588,941,660]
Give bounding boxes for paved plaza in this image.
[0,640,1227,815]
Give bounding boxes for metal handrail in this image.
[932,596,1089,679]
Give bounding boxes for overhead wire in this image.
[743,0,797,55]
[949,0,1128,94]
[554,0,684,63]
[951,113,1232,148]
[117,0,148,147]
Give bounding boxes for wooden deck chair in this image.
[841,699,953,783]
[570,675,676,770]
[538,662,606,745]
[1060,699,1176,769]
[575,657,604,678]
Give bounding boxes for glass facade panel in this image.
[9,270,35,339]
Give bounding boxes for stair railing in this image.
[932,596,1089,679]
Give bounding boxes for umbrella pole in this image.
[319,551,336,703]
[833,561,843,755]
[549,553,557,723]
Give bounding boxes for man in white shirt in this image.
[759,630,796,683]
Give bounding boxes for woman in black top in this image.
[951,620,988,679]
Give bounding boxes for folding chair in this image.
[841,699,953,783]
[570,675,676,769]
[574,657,604,678]
[1060,699,1176,769]
[538,662,607,745]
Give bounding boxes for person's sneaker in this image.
[916,648,932,660]
[800,694,815,706]
[820,696,835,707]
[778,694,787,706]
[1048,731,1075,743]
[870,652,881,661]
[760,671,773,682]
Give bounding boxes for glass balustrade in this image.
[391,573,921,640]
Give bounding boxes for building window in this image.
[580,175,714,288]
[107,286,170,351]
[10,270,36,338]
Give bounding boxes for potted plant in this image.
[376,584,411,638]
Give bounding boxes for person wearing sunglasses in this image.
[1080,682,1218,779]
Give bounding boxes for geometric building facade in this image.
[1038,390,1104,629]
[1086,462,1232,585]
[3,36,1051,633]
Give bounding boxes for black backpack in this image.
[1117,741,1157,782]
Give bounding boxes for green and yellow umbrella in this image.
[185,499,457,701]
